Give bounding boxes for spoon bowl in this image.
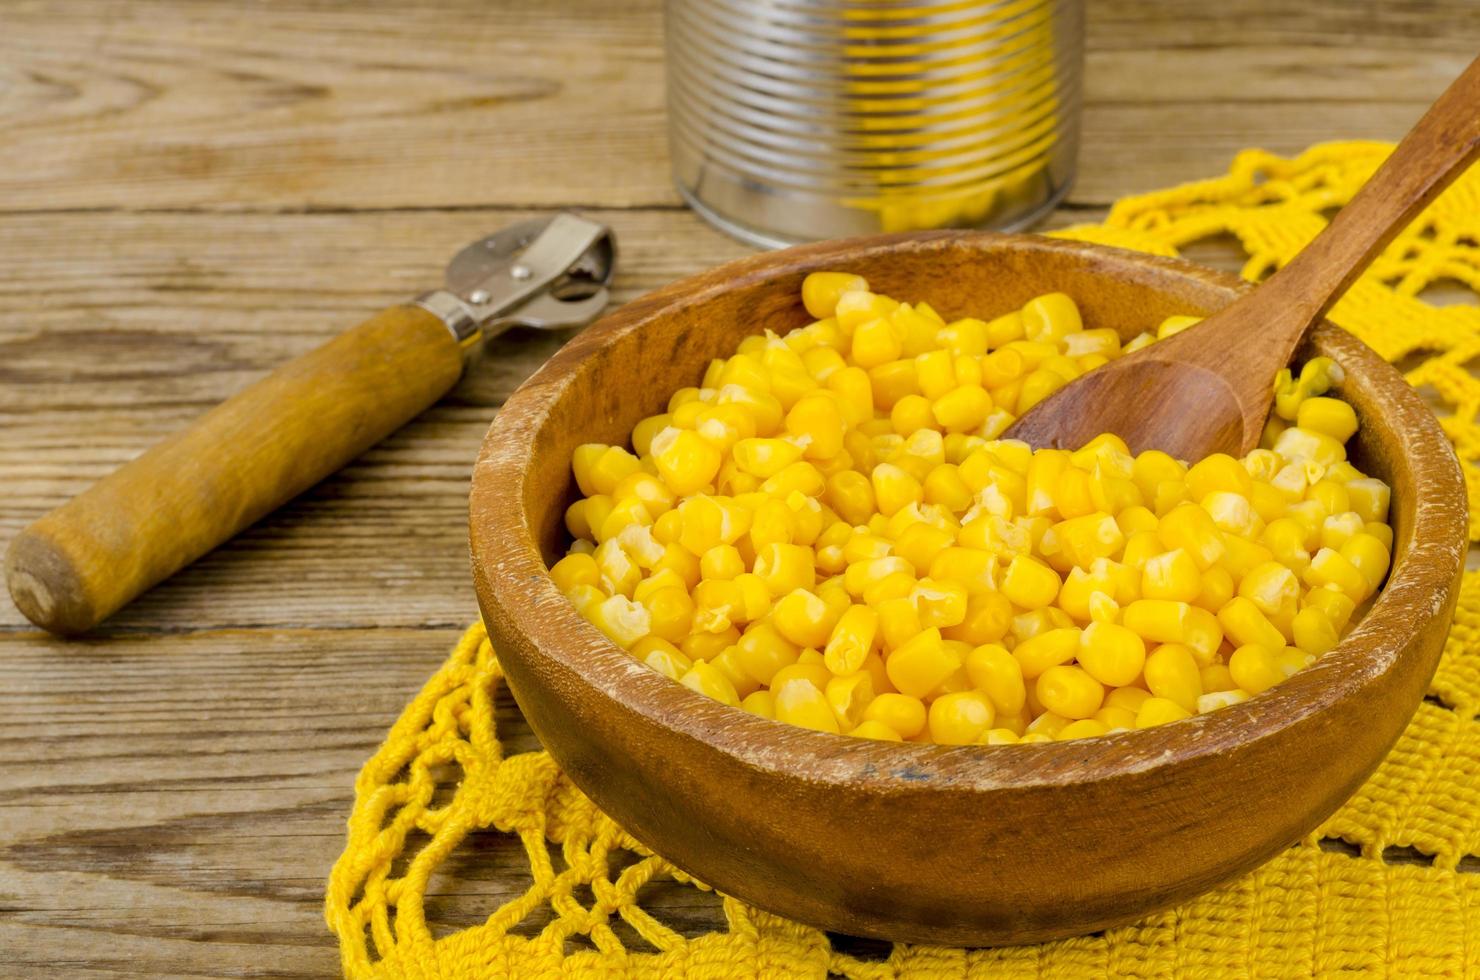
[471,231,1466,946]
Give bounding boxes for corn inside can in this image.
[665,0,1085,247]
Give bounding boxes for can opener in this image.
[6,213,616,634]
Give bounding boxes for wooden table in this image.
[2,2,1476,975]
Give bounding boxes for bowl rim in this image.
[470,230,1467,793]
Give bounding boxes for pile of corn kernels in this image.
[548,273,1394,745]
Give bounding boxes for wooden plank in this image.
[1,1,1477,212]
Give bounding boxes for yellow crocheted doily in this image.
[326,143,1480,978]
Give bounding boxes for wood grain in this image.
[3,0,1479,974]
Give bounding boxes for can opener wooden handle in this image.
[6,213,616,635]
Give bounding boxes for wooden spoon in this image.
[1005,54,1480,458]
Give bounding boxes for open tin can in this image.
[666,0,1084,247]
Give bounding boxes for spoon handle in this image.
[1238,55,1480,356]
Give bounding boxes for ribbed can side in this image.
[667,0,1083,247]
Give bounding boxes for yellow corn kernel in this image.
[785,394,844,462]
[1078,621,1147,687]
[1025,711,1071,738]
[679,660,740,707]
[1016,368,1068,415]
[730,437,802,479]
[1135,696,1192,728]
[1339,533,1390,592]
[850,316,903,368]
[572,444,643,497]
[922,464,974,513]
[1093,705,1137,730]
[863,691,928,738]
[1291,606,1340,657]
[870,463,924,517]
[709,647,760,698]
[1055,719,1108,741]
[772,588,840,648]
[802,272,869,319]
[1117,505,1159,536]
[614,470,676,513]
[1143,643,1202,712]
[1199,662,1237,693]
[962,643,1025,714]
[1304,583,1357,630]
[943,591,1014,645]
[1346,478,1391,524]
[565,494,611,542]
[921,691,993,746]
[1239,561,1300,616]
[825,672,875,729]
[984,310,1025,347]
[1303,547,1369,603]
[1157,314,1201,338]
[824,605,879,675]
[886,627,961,698]
[1186,453,1253,501]
[1228,643,1285,695]
[653,543,701,590]
[642,586,696,642]
[649,427,723,496]
[1274,426,1346,467]
[636,638,692,681]
[848,719,901,741]
[1035,665,1105,720]
[1051,513,1126,568]
[692,578,744,633]
[732,622,802,685]
[1158,502,1227,569]
[700,544,745,582]
[680,625,739,663]
[925,384,989,432]
[631,414,671,457]
[1297,396,1358,443]
[1218,596,1288,651]
[939,317,989,355]
[1022,292,1082,345]
[1320,512,1365,552]
[753,542,816,596]
[772,678,840,733]
[1105,686,1151,713]
[1275,645,1316,678]
[979,728,1021,745]
[1124,599,1197,646]
[550,553,600,593]
[824,470,876,526]
[922,547,991,595]
[890,522,951,573]
[1197,689,1251,713]
[740,689,776,719]
[1011,627,1080,679]
[1140,548,1201,602]
[652,508,684,545]
[876,595,923,651]
[1002,555,1061,609]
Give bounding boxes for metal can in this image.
[666,0,1084,247]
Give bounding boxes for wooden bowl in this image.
[470,232,1466,946]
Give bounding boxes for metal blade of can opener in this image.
[414,211,617,347]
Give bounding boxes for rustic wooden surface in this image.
[2,1,1477,975]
